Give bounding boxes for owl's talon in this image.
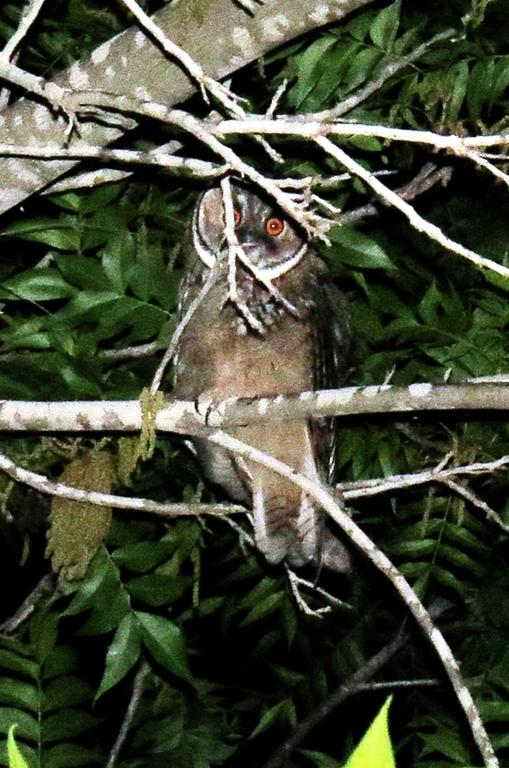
[193,395,221,427]
[204,399,218,427]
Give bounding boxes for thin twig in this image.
[0,143,225,177]
[0,574,53,635]
[117,0,244,116]
[469,150,509,188]
[150,261,219,393]
[106,662,150,768]
[339,163,452,226]
[0,0,47,61]
[312,28,457,120]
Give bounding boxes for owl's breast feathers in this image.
[173,255,350,570]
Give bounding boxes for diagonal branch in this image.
[206,428,498,768]
[0,0,47,62]
[315,135,509,281]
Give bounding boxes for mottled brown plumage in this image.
[173,184,351,571]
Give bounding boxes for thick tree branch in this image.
[3,382,509,434]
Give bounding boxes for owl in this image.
[173,183,351,572]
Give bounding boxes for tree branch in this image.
[2,382,509,434]
[206,429,497,768]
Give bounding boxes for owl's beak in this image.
[238,242,262,262]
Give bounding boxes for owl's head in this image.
[192,184,308,279]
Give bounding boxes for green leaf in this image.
[249,699,291,739]
[328,227,395,271]
[43,676,93,710]
[289,35,339,108]
[43,743,103,768]
[240,591,284,626]
[0,710,38,741]
[7,725,30,768]
[1,270,77,301]
[136,612,192,683]
[344,47,381,91]
[43,709,100,741]
[55,254,109,291]
[44,742,104,768]
[0,681,38,712]
[0,650,38,680]
[101,230,136,292]
[95,614,142,699]
[369,1,401,50]
[126,574,192,607]
[344,696,395,768]
[111,540,177,572]
[1,217,79,250]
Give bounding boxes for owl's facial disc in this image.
[193,186,308,278]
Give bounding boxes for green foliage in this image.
[0,0,509,766]
[0,608,101,767]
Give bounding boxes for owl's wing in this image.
[309,276,351,484]
[308,274,352,573]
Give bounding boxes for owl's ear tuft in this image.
[197,188,225,235]
[193,188,225,265]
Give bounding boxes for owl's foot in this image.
[233,0,266,16]
[285,565,351,617]
[318,527,351,574]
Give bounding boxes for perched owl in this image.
[173,183,351,572]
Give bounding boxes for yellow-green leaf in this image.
[7,725,30,768]
[344,696,395,768]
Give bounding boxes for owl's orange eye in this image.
[265,217,285,236]
[233,208,242,226]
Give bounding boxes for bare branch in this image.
[216,117,509,150]
[0,574,53,635]
[315,135,509,281]
[117,0,245,116]
[339,163,452,225]
[106,662,150,768]
[0,142,226,177]
[3,382,509,434]
[312,28,457,120]
[150,261,220,394]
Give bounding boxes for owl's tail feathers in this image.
[251,479,324,568]
[252,481,299,565]
[251,478,352,572]
[317,526,351,573]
